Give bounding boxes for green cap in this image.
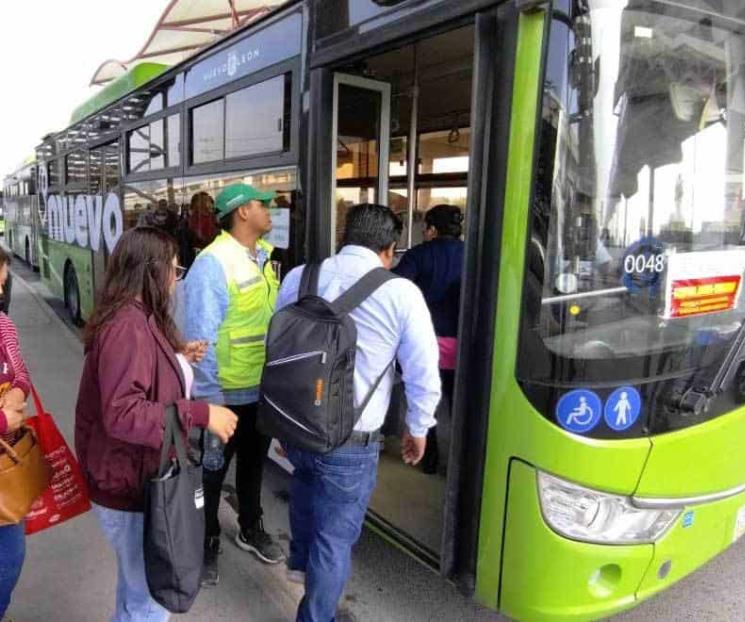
[214,183,276,218]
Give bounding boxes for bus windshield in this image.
[520,1,745,431]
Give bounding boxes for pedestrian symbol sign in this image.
[556,390,602,434]
[604,386,642,431]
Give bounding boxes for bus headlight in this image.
[537,472,681,544]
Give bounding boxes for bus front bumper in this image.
[499,461,745,621]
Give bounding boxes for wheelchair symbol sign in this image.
[604,386,642,431]
[556,390,603,433]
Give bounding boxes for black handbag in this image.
[144,406,205,613]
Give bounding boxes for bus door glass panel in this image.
[331,74,391,250]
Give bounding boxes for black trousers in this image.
[203,402,271,540]
[423,369,456,470]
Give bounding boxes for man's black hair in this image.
[219,211,235,232]
[425,204,463,238]
[342,203,403,253]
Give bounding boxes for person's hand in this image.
[207,405,238,443]
[275,444,288,458]
[3,404,28,434]
[183,340,209,364]
[1,388,26,410]
[401,429,427,466]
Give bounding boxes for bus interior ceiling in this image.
[335,25,475,558]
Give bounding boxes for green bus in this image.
[25,0,745,618]
[3,158,41,268]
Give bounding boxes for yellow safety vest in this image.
[206,231,278,390]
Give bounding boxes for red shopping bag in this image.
[24,386,91,535]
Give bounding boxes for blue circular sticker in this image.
[556,390,603,434]
[622,237,665,293]
[604,386,642,431]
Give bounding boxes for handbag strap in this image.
[158,406,188,478]
[0,425,36,464]
[30,385,45,418]
[0,435,19,463]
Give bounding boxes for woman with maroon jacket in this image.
[75,227,237,622]
[0,248,34,620]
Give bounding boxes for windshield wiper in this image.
[677,320,745,415]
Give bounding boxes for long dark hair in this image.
[84,227,183,351]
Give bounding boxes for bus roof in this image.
[41,1,300,151]
[69,62,169,126]
[90,0,291,86]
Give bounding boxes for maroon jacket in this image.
[75,302,209,511]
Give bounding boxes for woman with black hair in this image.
[394,204,465,474]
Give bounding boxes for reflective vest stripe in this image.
[230,335,266,345]
[236,276,262,289]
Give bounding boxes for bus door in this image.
[320,23,477,569]
[330,73,391,251]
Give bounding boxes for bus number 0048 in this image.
[624,254,665,274]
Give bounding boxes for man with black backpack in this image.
[261,203,441,622]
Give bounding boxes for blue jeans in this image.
[0,522,25,617]
[93,504,170,622]
[286,442,380,622]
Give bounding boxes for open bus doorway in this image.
[330,24,475,562]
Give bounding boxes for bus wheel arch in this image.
[63,261,82,326]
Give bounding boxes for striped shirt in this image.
[0,312,31,443]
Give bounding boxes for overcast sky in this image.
[0,0,171,176]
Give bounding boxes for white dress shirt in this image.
[275,245,441,437]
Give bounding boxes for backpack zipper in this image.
[264,395,318,436]
[266,350,327,367]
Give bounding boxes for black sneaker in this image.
[235,521,286,564]
[421,448,439,474]
[201,536,222,587]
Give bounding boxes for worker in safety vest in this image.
[183,183,284,587]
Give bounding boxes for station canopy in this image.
[89,0,292,85]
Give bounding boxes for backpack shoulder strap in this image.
[354,357,396,418]
[299,263,322,298]
[330,268,398,316]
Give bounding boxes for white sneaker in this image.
[286,567,306,585]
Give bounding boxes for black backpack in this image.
[258,263,398,453]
